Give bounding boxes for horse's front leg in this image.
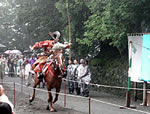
[29,74,41,103]
[47,89,56,112]
[53,87,60,104]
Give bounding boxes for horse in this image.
[29,50,64,112]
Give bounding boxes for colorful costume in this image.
[31,31,71,79]
[32,40,70,74]
[32,40,54,73]
[32,40,54,54]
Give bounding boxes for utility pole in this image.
[66,0,71,60]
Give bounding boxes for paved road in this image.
[1,76,150,114]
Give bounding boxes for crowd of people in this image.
[0,54,37,86]
[66,58,91,97]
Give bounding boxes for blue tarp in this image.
[140,34,150,82]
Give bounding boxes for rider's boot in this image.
[37,72,44,79]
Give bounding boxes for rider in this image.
[31,31,71,79]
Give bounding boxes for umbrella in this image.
[4,50,11,54]
[10,50,22,54]
[0,44,6,48]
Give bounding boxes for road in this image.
[1,75,150,114]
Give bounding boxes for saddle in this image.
[31,56,48,70]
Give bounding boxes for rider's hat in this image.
[49,31,60,40]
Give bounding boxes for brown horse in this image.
[29,50,64,112]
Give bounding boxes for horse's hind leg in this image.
[29,76,41,103]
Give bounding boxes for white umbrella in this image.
[10,50,22,54]
[4,50,11,54]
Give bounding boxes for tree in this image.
[81,0,150,56]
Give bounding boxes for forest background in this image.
[0,0,150,97]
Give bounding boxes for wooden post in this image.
[134,82,137,102]
[21,76,23,93]
[14,82,15,108]
[64,80,66,107]
[142,81,147,106]
[126,41,132,107]
[89,97,91,114]
[122,41,135,108]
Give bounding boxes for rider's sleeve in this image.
[53,43,70,50]
[32,40,52,49]
[32,42,40,49]
[64,45,70,49]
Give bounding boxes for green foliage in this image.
[81,0,150,55]
[0,0,150,58]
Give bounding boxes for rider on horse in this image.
[31,31,71,79]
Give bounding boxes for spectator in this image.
[76,59,85,95]
[72,59,80,95]
[29,55,36,67]
[29,55,36,81]
[25,59,31,86]
[13,56,17,77]
[0,85,15,114]
[0,102,12,114]
[0,55,6,79]
[66,60,74,94]
[78,59,91,97]
[8,55,15,77]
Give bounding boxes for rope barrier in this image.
[92,98,150,114]
[1,81,150,114]
[15,83,88,100]
[62,78,150,91]
[1,77,149,92]
[0,82,14,84]
[2,81,150,114]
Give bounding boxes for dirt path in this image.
[4,85,85,114]
[2,76,150,114]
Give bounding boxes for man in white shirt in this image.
[77,59,91,97]
[25,59,31,86]
[0,85,15,114]
[72,59,80,95]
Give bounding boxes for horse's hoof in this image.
[50,109,57,112]
[29,101,32,105]
[29,98,33,103]
[29,100,32,104]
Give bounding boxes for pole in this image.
[142,81,147,106]
[134,82,137,102]
[14,82,15,108]
[64,80,66,107]
[66,0,71,60]
[126,41,132,107]
[89,97,91,114]
[21,71,23,93]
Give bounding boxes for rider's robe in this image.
[32,40,54,72]
[32,40,54,54]
[33,41,70,73]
